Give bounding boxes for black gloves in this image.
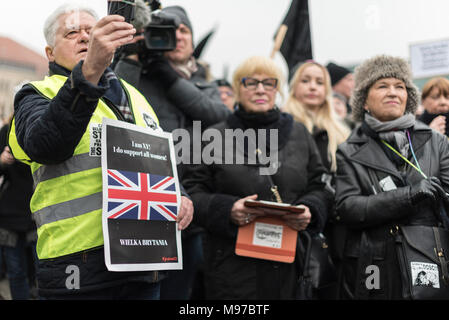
[408,177,449,227]
[409,177,439,205]
[145,56,179,89]
[429,177,449,228]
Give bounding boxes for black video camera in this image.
[143,9,178,52]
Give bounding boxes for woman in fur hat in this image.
[334,55,449,299]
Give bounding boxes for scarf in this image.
[364,113,416,157]
[226,106,293,153]
[169,56,198,79]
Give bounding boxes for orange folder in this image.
[235,216,298,263]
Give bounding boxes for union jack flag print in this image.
[107,169,178,221]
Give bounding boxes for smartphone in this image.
[107,0,136,23]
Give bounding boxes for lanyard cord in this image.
[256,149,283,203]
[406,130,422,173]
[380,130,427,179]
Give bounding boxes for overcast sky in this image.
[2,0,449,84]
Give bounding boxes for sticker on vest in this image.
[411,262,440,288]
[379,175,397,191]
[252,222,283,248]
[143,113,158,129]
[89,123,102,157]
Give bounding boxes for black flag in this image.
[277,0,313,78]
[193,28,216,59]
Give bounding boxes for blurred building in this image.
[0,36,47,123]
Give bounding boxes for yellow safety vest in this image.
[8,74,159,260]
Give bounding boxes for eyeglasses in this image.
[220,91,234,97]
[241,77,278,91]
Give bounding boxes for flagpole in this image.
[270,24,288,59]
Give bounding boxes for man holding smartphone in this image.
[9,3,193,300]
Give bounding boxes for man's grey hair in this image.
[43,3,99,47]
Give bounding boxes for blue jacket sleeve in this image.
[13,61,109,165]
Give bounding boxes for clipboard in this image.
[244,199,305,214]
[235,216,298,263]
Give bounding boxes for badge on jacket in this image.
[143,113,158,130]
[379,175,397,191]
[90,123,102,157]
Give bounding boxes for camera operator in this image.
[114,4,230,300]
[8,3,193,299]
[115,5,230,135]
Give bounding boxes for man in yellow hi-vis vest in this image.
[8,3,193,299]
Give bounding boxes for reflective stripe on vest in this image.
[31,153,97,189]
[8,74,159,259]
[33,192,102,228]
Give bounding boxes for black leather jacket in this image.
[333,121,449,299]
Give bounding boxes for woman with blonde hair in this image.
[283,61,350,173]
[183,56,332,299]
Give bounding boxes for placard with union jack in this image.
[101,118,182,271]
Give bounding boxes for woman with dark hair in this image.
[334,55,449,299]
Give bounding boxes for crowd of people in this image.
[1,2,449,301]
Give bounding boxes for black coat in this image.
[0,124,34,233]
[312,127,331,172]
[183,113,332,299]
[114,58,230,133]
[419,110,449,137]
[334,122,449,299]
[13,62,123,165]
